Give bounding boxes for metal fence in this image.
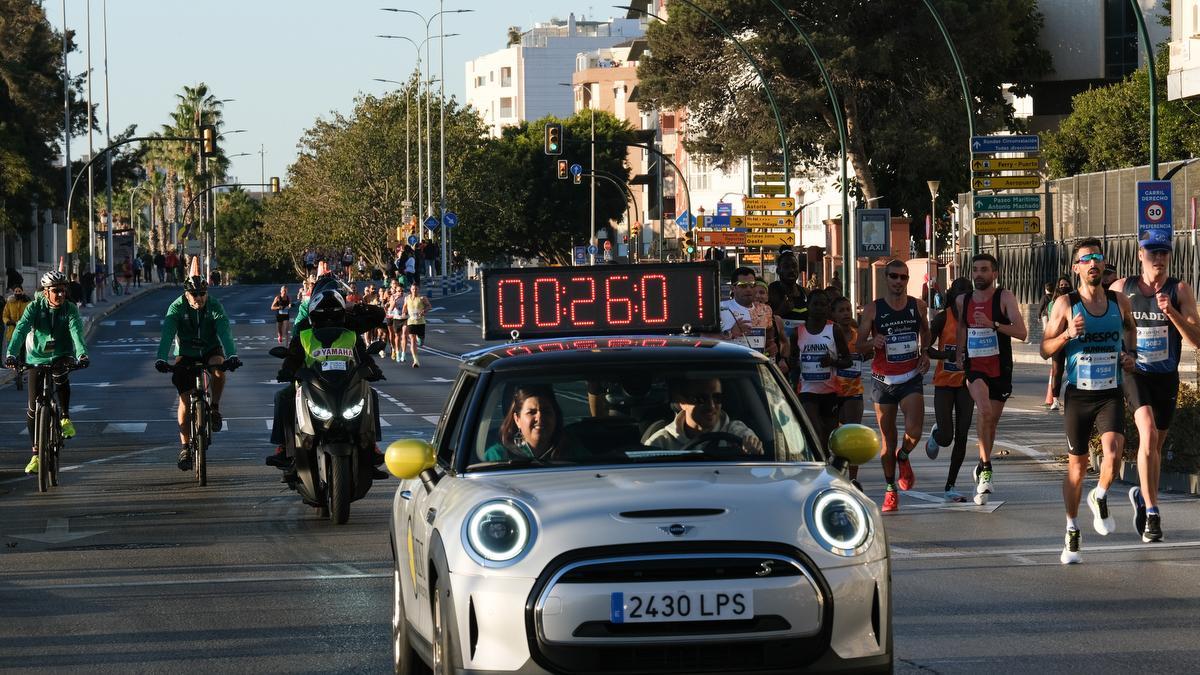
[957,160,1200,305]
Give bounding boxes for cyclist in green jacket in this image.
[4,271,90,474]
[154,272,241,470]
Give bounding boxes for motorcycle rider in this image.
[4,271,90,474]
[154,264,242,471]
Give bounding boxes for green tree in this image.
[635,0,1051,224]
[213,187,288,282]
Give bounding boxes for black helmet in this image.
[184,275,208,293]
[308,289,347,327]
[40,271,67,289]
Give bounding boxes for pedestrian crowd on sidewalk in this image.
[715,236,1200,565]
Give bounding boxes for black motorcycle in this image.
[269,327,384,524]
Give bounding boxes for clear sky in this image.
[61,0,619,186]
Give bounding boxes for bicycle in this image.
[163,360,234,486]
[19,358,82,493]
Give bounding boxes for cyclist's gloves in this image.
[77,355,90,369]
[154,359,172,373]
[3,355,15,369]
[224,356,243,371]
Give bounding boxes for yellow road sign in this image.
[974,216,1041,235]
[744,197,795,211]
[745,232,795,246]
[972,157,1041,172]
[744,214,792,228]
[754,173,785,182]
[972,176,1041,190]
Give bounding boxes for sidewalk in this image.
[0,281,167,386]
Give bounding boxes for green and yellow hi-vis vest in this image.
[300,328,357,372]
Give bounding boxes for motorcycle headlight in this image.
[808,489,872,556]
[342,398,365,419]
[463,500,535,565]
[306,399,334,421]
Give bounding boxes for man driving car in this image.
[644,377,763,455]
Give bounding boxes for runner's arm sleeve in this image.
[67,304,87,358]
[156,304,180,361]
[5,304,33,359]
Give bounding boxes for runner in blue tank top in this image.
[1108,229,1200,543]
[1041,238,1137,564]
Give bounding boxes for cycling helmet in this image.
[184,275,209,293]
[40,271,67,288]
[308,289,347,327]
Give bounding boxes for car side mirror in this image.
[269,346,288,359]
[385,439,436,480]
[827,424,879,469]
[367,340,387,356]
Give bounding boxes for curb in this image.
[1120,460,1200,497]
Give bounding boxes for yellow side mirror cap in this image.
[828,424,879,466]
[385,439,436,479]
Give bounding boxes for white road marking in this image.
[2,572,389,592]
[10,517,106,545]
[893,539,1200,561]
[101,321,116,326]
[379,418,391,427]
[0,445,174,486]
[422,415,440,426]
[454,318,474,324]
[130,320,146,326]
[426,318,445,324]
[103,423,148,434]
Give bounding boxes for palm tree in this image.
[151,83,231,241]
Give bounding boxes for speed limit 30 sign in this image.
[1136,180,1172,234]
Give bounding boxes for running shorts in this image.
[407,324,426,340]
[799,392,840,421]
[1063,385,1124,456]
[966,372,1012,402]
[1122,371,1179,430]
[871,374,923,406]
[172,348,225,394]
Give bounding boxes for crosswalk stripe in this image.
[102,423,148,434]
[454,318,474,324]
[426,318,445,324]
[130,320,146,326]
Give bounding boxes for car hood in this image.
[436,463,886,575]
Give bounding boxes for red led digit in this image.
[696,274,705,320]
[533,277,563,327]
[570,339,599,350]
[505,345,533,356]
[536,342,565,352]
[640,273,668,324]
[641,338,667,347]
[497,279,525,328]
[568,276,597,327]
[607,339,634,348]
[605,275,633,325]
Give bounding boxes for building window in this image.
[1105,0,1138,79]
[690,156,711,192]
[501,67,512,88]
[662,113,676,132]
[499,97,514,119]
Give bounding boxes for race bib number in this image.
[277,309,288,316]
[745,327,766,351]
[943,345,961,371]
[967,328,999,359]
[801,352,831,381]
[837,355,861,380]
[885,332,918,363]
[1136,326,1169,366]
[321,360,348,372]
[1077,352,1117,391]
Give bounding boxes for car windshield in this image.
[466,363,818,471]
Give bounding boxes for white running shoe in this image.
[973,468,993,506]
[1087,488,1115,536]
[1061,528,1082,564]
[1049,398,1061,411]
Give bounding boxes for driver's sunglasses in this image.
[46,286,67,295]
[684,392,724,405]
[1076,253,1105,264]
[887,272,909,281]
[187,290,207,297]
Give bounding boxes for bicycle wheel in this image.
[49,410,61,488]
[194,395,208,486]
[35,403,50,493]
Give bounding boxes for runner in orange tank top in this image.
[925,278,974,502]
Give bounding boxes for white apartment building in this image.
[466,13,643,137]
[1169,0,1200,99]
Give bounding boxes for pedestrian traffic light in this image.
[573,173,581,185]
[270,176,280,193]
[544,123,563,155]
[557,159,569,180]
[200,124,217,157]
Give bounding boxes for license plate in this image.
[610,590,753,624]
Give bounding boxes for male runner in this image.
[1042,238,1136,564]
[857,259,930,512]
[954,254,1028,505]
[1109,230,1200,542]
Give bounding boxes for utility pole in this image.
[590,106,596,264]
[60,0,70,271]
[439,0,449,290]
[102,0,115,278]
[86,0,95,275]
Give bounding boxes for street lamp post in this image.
[375,77,414,214]
[927,180,940,311]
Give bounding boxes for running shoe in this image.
[1049,398,1061,411]
[24,454,39,474]
[177,447,193,471]
[60,418,76,439]
[974,467,993,506]
[1061,528,1082,564]
[399,352,406,363]
[1129,486,1146,535]
[210,407,222,432]
[944,488,968,503]
[925,425,940,460]
[265,446,290,468]
[1143,513,1163,543]
[882,489,899,513]
[896,451,915,491]
[1087,487,1115,535]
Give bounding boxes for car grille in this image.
[557,556,803,584]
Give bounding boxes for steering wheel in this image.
[680,431,745,455]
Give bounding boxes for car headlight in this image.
[306,399,334,421]
[808,489,872,556]
[342,398,365,419]
[463,500,535,565]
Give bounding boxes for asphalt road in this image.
[1,285,1198,673]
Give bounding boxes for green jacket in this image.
[156,295,238,361]
[5,293,88,365]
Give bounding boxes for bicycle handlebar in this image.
[11,359,84,373]
[161,361,237,374]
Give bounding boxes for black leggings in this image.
[26,366,71,440]
[1051,350,1065,399]
[933,386,972,490]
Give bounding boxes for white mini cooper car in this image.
[385,336,888,674]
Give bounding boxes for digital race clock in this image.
[481,262,721,340]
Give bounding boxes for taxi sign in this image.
[972,176,1041,190]
[480,262,721,340]
[746,232,795,246]
[972,158,1041,172]
[744,197,795,211]
[974,216,1041,235]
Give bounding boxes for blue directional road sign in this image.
[574,246,587,265]
[442,212,458,228]
[970,135,1040,154]
[675,209,696,231]
[423,215,438,230]
[570,163,583,176]
[408,235,418,246]
[1136,180,1172,242]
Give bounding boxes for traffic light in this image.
[544,123,563,155]
[631,223,641,239]
[270,176,280,193]
[573,172,581,185]
[200,124,217,157]
[683,234,696,257]
[557,159,568,180]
